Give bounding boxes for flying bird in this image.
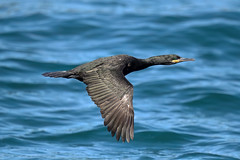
[42,54,194,143]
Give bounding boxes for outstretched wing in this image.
[83,67,134,143]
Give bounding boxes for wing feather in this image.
[83,67,134,142]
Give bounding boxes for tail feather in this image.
[42,71,72,78]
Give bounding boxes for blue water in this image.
[1,0,240,159]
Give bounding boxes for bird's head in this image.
[146,54,195,65]
[166,54,195,65]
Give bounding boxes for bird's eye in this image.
[174,56,180,60]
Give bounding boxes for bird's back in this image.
[71,54,134,75]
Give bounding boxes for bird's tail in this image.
[42,71,73,78]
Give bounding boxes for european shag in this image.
[42,54,194,143]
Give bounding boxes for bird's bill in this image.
[172,58,195,63]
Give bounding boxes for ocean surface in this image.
[1,0,240,159]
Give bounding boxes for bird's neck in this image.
[123,58,149,75]
[128,57,164,71]
[123,56,167,75]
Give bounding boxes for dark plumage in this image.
[42,54,194,143]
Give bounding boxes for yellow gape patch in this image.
[172,60,180,63]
